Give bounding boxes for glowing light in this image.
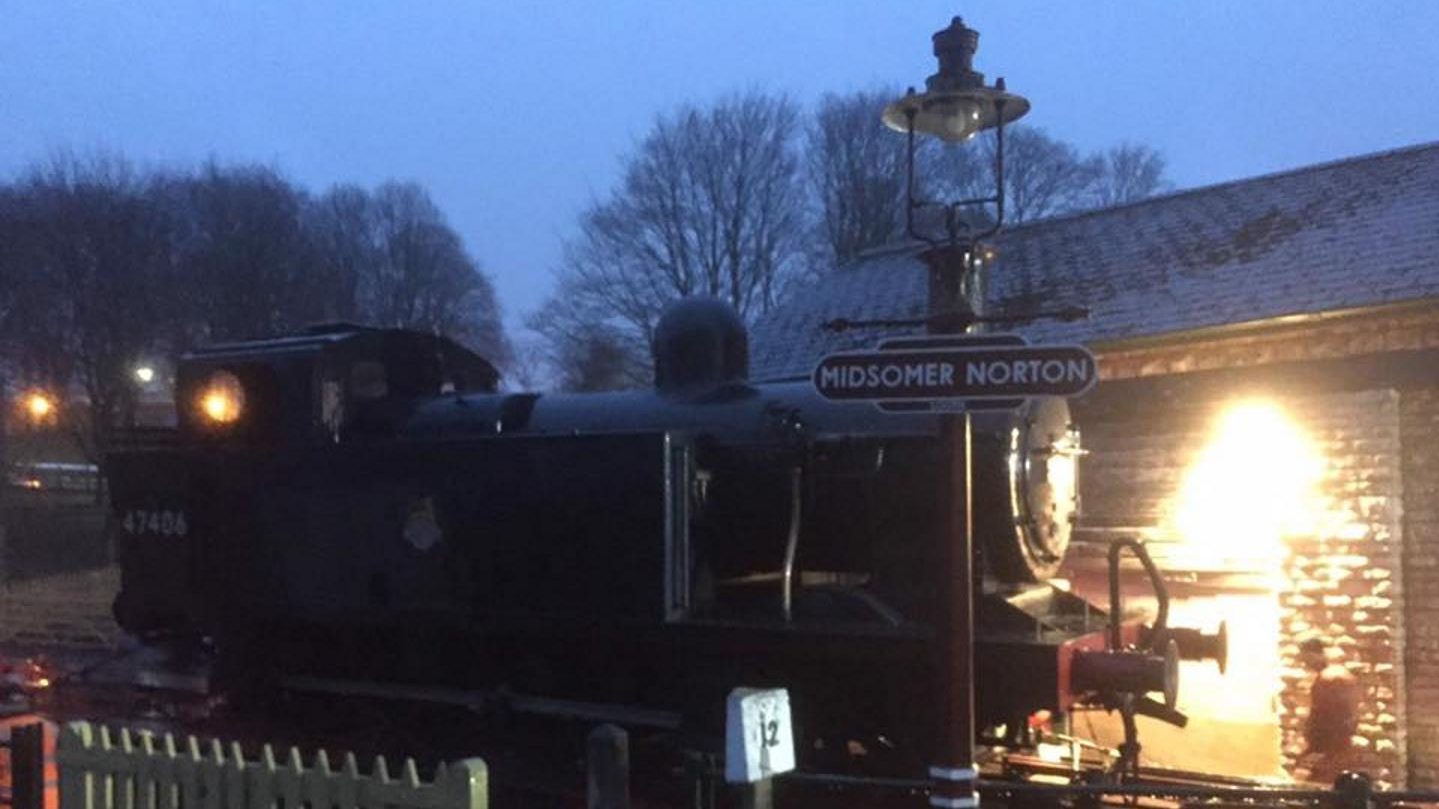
[197,371,245,425]
[134,366,155,384]
[1174,401,1325,566]
[24,392,54,420]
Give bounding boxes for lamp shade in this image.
[882,86,1030,143]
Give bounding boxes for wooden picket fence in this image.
[55,721,487,809]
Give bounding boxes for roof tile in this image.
[751,141,1439,381]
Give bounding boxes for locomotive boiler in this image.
[106,298,1220,784]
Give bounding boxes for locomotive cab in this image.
[174,325,500,445]
[110,326,500,637]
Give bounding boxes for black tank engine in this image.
[107,298,1220,781]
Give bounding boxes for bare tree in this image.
[300,181,511,363]
[926,125,1102,227]
[923,127,1174,229]
[305,183,376,323]
[538,90,805,384]
[0,154,174,462]
[807,89,911,264]
[164,163,319,342]
[355,181,510,364]
[1090,143,1170,208]
[527,292,649,392]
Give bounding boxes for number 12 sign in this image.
[724,687,796,783]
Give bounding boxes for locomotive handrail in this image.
[1106,538,1169,652]
[781,467,802,622]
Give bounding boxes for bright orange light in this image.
[1174,401,1325,566]
[197,371,245,425]
[24,392,54,420]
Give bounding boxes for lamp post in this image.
[880,16,1029,809]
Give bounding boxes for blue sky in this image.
[4,2,1437,339]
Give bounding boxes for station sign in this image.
[812,333,1097,405]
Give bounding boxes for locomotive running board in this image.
[279,675,684,730]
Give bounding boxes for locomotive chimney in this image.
[652,297,749,396]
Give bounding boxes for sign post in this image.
[724,687,796,809]
[812,334,1096,809]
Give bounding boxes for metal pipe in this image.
[969,100,1009,246]
[905,112,919,240]
[781,466,802,622]
[1106,538,1170,651]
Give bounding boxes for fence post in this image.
[587,724,629,809]
[443,758,489,809]
[11,722,45,809]
[56,722,94,809]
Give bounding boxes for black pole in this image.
[927,238,977,809]
[930,407,977,809]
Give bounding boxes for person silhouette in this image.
[1298,636,1360,783]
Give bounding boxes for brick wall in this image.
[1079,306,1439,786]
[1400,387,1439,787]
[1276,390,1407,787]
[1070,389,1409,786]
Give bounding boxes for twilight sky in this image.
[4,2,1437,339]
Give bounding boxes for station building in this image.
[751,141,1439,787]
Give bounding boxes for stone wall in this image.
[1400,387,1439,787]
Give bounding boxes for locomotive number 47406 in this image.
[121,509,189,538]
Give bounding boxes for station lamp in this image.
[882,17,1029,145]
[882,16,1029,333]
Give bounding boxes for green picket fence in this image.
[55,721,487,809]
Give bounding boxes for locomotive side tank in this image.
[107,298,1200,780]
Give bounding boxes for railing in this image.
[55,722,487,809]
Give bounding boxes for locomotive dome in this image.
[652,296,749,394]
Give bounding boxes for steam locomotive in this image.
[106,298,1220,786]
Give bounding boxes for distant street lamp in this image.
[22,391,56,424]
[134,365,156,385]
[879,17,1028,809]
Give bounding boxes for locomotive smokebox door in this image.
[975,396,1082,582]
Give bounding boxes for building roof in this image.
[751,141,1439,381]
